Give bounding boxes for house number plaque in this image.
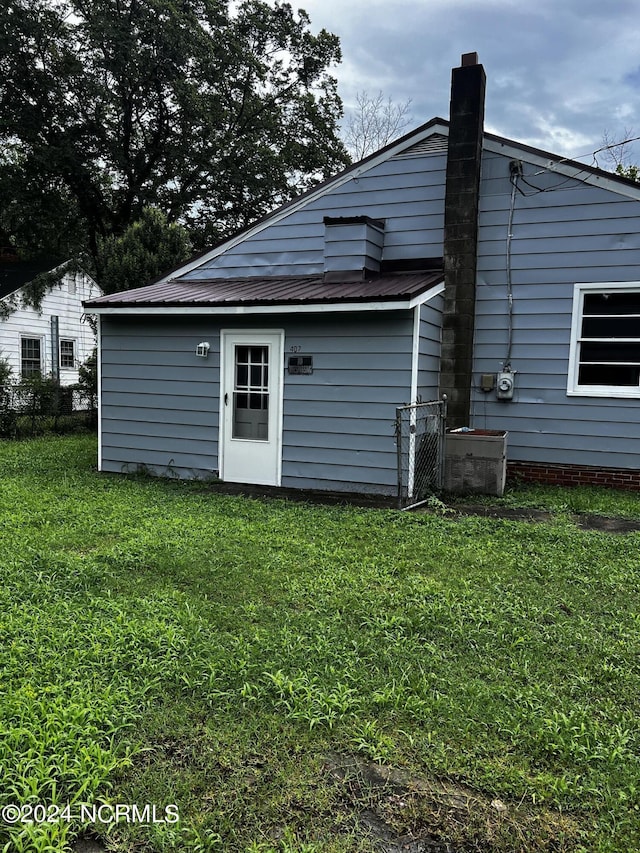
[288,355,313,375]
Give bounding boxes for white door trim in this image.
[219,329,284,486]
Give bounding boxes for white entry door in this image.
[220,330,284,486]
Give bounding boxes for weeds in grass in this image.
[454,479,640,519]
[0,437,639,851]
[423,494,454,515]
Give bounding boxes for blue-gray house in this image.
[86,53,640,495]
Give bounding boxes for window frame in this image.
[20,336,43,378]
[567,281,640,398]
[60,338,76,369]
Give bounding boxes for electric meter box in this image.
[496,370,515,400]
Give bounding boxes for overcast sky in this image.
[299,0,640,167]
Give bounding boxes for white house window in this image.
[568,283,640,397]
[21,338,42,378]
[60,339,76,369]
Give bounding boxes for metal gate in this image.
[395,398,447,509]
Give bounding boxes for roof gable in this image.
[157,119,640,286]
[0,258,64,300]
[157,119,451,284]
[483,131,640,201]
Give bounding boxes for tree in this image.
[342,90,413,160]
[77,347,98,415]
[616,164,640,182]
[96,207,192,295]
[0,145,87,261]
[0,353,11,386]
[597,129,640,184]
[600,127,636,170]
[0,0,349,261]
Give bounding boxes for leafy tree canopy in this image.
[0,0,349,266]
[616,164,640,183]
[0,145,87,261]
[96,206,191,295]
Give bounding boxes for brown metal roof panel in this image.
[84,272,444,307]
[85,276,316,305]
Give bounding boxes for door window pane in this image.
[236,363,248,388]
[232,345,269,439]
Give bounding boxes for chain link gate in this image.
[395,398,447,509]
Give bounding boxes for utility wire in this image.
[504,170,518,369]
[500,134,640,370]
[533,134,640,177]
[513,173,578,196]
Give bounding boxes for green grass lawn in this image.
[1,436,639,852]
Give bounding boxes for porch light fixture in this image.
[196,342,210,357]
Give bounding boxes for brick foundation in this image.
[507,461,640,491]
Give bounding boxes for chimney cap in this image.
[461,52,479,66]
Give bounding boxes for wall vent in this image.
[393,133,449,159]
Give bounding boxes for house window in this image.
[21,338,42,377]
[60,339,76,369]
[568,283,640,397]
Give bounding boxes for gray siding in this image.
[100,313,414,492]
[417,295,443,402]
[280,313,413,494]
[102,139,640,480]
[100,318,220,478]
[180,152,447,280]
[180,142,640,472]
[472,150,640,469]
[324,219,384,273]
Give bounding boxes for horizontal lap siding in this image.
[0,275,98,383]
[100,318,219,478]
[418,295,443,402]
[182,153,447,279]
[472,151,640,469]
[100,313,413,492]
[170,148,445,491]
[280,313,413,494]
[101,143,640,477]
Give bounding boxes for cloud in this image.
[300,0,640,162]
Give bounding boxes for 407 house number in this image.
[287,346,313,375]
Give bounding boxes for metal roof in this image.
[84,272,444,309]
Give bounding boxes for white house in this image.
[0,258,99,385]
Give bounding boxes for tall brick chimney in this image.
[439,52,486,428]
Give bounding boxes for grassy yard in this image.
[1,436,639,852]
